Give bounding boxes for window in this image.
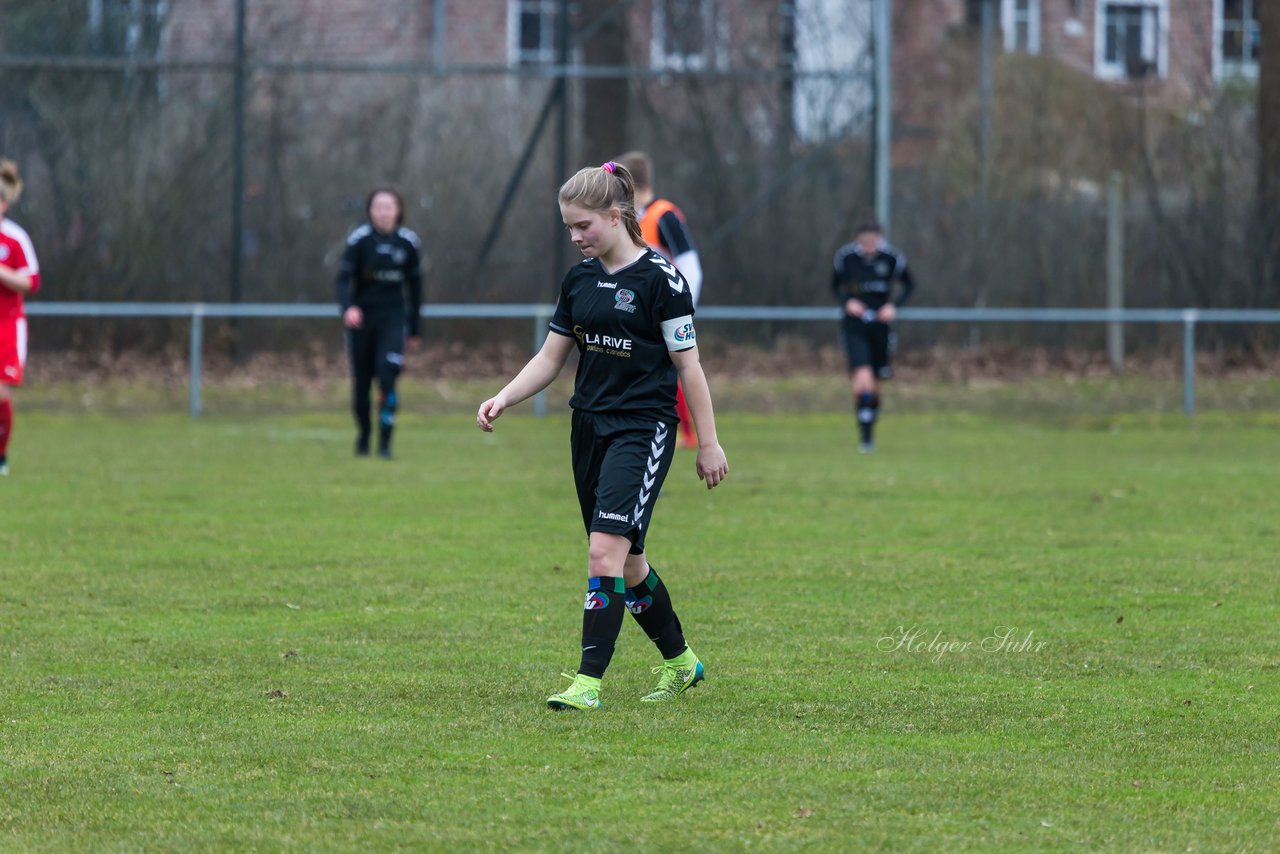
[791,0,872,143]
[1002,0,1041,53]
[510,0,561,66]
[651,0,723,71]
[87,0,166,57]
[1217,0,1260,80]
[1095,1,1166,80]
[964,0,983,27]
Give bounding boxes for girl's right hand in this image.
[476,396,507,432]
[343,306,363,329]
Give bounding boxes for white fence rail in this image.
[26,303,1280,417]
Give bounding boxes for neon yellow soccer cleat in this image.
[547,672,603,711]
[641,649,704,702]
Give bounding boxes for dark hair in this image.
[616,151,653,192]
[558,161,645,248]
[855,218,882,236]
[0,159,23,205]
[366,186,405,226]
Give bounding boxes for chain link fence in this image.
[0,0,1273,357]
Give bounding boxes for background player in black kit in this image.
[477,161,728,712]
[335,187,423,458]
[831,220,916,453]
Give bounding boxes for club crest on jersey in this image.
[674,323,695,343]
[875,261,890,276]
[614,288,637,314]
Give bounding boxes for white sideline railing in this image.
[25,302,1280,417]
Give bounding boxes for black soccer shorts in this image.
[841,317,895,379]
[570,410,679,555]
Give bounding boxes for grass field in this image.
[3,393,1279,850]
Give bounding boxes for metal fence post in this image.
[189,303,205,418]
[1183,309,1197,416]
[1106,172,1125,370]
[533,306,550,418]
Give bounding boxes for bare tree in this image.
[578,0,630,162]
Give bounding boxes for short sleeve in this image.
[549,269,576,338]
[650,256,695,323]
[3,228,41,294]
[649,256,696,351]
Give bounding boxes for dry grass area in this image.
[27,338,1280,388]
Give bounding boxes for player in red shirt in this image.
[0,159,41,476]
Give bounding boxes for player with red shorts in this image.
[617,151,705,449]
[0,159,41,476]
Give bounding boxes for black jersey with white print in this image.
[549,249,697,421]
[830,240,915,312]
[335,224,424,336]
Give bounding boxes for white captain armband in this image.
[661,315,697,351]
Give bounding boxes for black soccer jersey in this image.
[830,240,915,312]
[335,224,424,336]
[549,249,697,421]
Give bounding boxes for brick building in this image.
[68,1,1261,117]
[893,0,1259,161]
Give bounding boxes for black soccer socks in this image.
[579,576,627,678]
[626,565,688,660]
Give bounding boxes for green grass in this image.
[2,402,1279,851]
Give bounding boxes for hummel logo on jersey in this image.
[596,281,617,288]
[650,257,684,293]
[598,510,630,523]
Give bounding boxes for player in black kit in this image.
[477,161,728,712]
[831,220,916,453]
[335,187,423,458]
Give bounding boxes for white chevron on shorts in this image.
[633,423,668,528]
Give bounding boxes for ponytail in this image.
[558,161,645,248]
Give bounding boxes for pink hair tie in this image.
[601,161,616,174]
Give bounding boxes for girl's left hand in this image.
[696,444,729,490]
